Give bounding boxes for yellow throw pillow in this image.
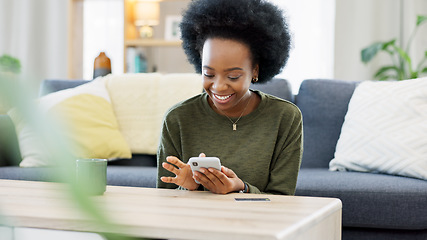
[13,77,131,167]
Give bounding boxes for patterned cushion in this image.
[330,77,427,180]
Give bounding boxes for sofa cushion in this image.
[295,79,358,168]
[0,166,157,188]
[106,166,156,188]
[330,77,427,180]
[342,227,427,240]
[0,166,62,182]
[296,168,427,230]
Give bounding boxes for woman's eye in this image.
[228,75,241,80]
[204,73,215,78]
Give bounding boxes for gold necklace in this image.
[216,93,252,131]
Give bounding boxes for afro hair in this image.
[180,0,291,83]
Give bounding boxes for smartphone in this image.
[188,157,221,184]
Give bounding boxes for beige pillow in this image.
[105,73,202,154]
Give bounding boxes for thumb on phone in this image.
[198,153,206,157]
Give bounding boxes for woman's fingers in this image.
[197,168,224,191]
[162,161,179,175]
[193,170,214,190]
[195,166,244,194]
[210,167,228,183]
[160,176,175,184]
[166,156,187,169]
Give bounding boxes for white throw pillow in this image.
[329,77,427,180]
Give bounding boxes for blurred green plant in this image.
[0,73,138,240]
[0,54,21,74]
[361,15,427,80]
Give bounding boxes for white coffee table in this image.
[0,179,342,240]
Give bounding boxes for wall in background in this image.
[270,0,336,93]
[149,1,194,74]
[1,0,426,91]
[83,0,123,80]
[77,0,193,80]
[403,0,427,71]
[0,0,68,95]
[334,0,427,81]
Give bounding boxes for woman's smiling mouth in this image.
[213,93,234,103]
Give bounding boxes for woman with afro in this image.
[157,0,302,195]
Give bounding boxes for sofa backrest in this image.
[39,79,90,96]
[40,77,359,169]
[296,79,358,168]
[37,77,294,163]
[41,78,294,101]
[250,78,294,102]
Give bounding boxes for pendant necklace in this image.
[216,93,252,131]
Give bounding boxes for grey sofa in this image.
[0,78,426,240]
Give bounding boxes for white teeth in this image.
[214,94,232,100]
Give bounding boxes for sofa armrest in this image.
[0,114,22,166]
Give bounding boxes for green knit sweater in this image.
[156,90,303,195]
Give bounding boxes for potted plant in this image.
[361,15,427,80]
[0,54,21,113]
[0,54,21,74]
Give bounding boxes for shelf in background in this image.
[125,39,182,47]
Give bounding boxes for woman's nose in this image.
[212,77,228,91]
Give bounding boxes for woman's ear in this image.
[252,64,259,79]
[251,64,260,83]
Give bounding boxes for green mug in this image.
[76,159,107,195]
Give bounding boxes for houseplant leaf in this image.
[392,45,413,77]
[362,15,427,80]
[361,42,384,63]
[416,15,427,26]
[410,72,418,79]
[0,55,21,74]
[378,74,397,81]
[374,66,400,79]
[361,40,397,63]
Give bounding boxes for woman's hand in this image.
[193,165,245,194]
[160,156,199,191]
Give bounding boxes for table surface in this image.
[0,179,342,240]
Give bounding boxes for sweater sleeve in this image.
[156,114,181,189]
[262,107,303,195]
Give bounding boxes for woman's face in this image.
[201,38,258,117]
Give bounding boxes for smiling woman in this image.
[157,0,303,196]
[202,38,258,119]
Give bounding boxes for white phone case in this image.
[188,157,221,184]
